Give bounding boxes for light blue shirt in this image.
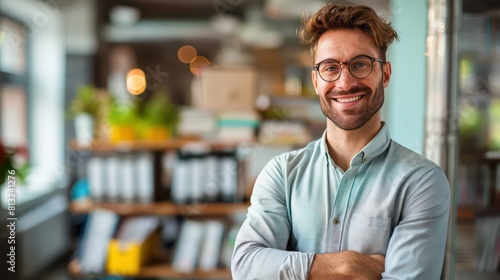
[232,124,450,280]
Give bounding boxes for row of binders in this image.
[87,152,155,203]
[85,145,246,204]
[170,143,246,204]
[86,152,155,203]
[172,219,239,273]
[77,210,241,275]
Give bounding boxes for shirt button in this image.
[333,218,340,225]
[363,158,368,164]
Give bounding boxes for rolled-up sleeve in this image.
[231,156,314,280]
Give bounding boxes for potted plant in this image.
[0,139,15,186]
[139,92,179,141]
[107,99,140,143]
[0,139,29,187]
[67,85,102,146]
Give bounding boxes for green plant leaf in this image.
[67,85,101,119]
[143,92,179,128]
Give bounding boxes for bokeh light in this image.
[178,45,197,64]
[189,56,210,76]
[126,68,146,95]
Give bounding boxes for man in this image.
[231,3,450,280]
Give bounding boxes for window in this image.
[0,15,29,151]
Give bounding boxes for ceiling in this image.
[98,0,262,22]
[95,0,395,48]
[97,0,323,51]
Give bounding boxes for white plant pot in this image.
[74,113,94,147]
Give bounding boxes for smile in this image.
[335,95,362,103]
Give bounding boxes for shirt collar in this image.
[320,122,391,167]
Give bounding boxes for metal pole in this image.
[425,0,461,279]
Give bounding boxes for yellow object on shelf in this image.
[110,125,136,143]
[141,126,171,142]
[106,231,160,275]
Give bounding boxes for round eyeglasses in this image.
[314,55,385,82]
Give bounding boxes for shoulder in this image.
[257,138,323,179]
[272,138,323,166]
[387,140,442,172]
[387,140,450,197]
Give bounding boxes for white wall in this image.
[385,0,428,154]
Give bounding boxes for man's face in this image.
[312,29,392,131]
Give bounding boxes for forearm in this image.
[232,244,314,280]
[308,251,385,280]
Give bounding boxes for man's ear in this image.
[312,70,319,95]
[383,61,392,89]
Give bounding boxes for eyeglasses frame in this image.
[313,55,386,82]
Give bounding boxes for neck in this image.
[325,114,382,171]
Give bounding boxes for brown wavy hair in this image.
[297,3,399,61]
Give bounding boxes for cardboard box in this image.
[197,67,258,111]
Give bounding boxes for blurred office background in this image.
[0,0,499,279]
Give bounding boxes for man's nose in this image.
[335,64,357,88]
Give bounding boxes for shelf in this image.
[70,139,190,152]
[141,263,231,279]
[70,199,250,216]
[102,21,222,43]
[457,206,500,220]
[70,138,250,152]
[68,259,232,279]
[457,207,477,221]
[269,94,318,102]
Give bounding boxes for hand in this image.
[308,250,385,280]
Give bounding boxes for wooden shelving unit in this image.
[70,199,250,216]
[141,263,231,279]
[68,138,252,279]
[70,138,247,153]
[68,199,247,279]
[68,259,232,279]
[70,139,189,152]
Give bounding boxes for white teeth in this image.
[336,96,361,103]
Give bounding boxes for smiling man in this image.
[231,3,450,280]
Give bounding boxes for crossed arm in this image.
[232,159,387,280]
[232,235,384,280]
[232,228,385,280]
[308,251,385,279]
[231,158,450,280]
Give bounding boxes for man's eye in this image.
[352,62,370,69]
[322,64,340,72]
